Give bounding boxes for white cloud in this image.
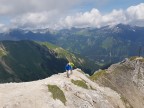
[0,1,144,30]
[59,9,102,28]
[126,3,144,20]
[58,3,144,28]
[0,4,13,15]
[58,9,126,28]
[126,3,144,26]
[0,0,95,29]
[0,24,9,33]
[0,0,80,16]
[102,9,127,26]
[11,10,59,29]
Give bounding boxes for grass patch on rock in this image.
[71,79,88,89]
[129,56,144,62]
[48,84,66,105]
[89,70,106,81]
[129,56,138,61]
[0,49,7,57]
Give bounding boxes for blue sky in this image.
[72,0,143,12]
[0,0,144,32]
[100,0,144,11]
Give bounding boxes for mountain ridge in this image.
[90,56,144,108]
[0,57,144,108]
[1,24,144,66]
[0,40,97,83]
[0,68,126,108]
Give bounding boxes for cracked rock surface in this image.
[0,68,125,108]
[0,57,144,108]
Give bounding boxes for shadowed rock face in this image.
[94,57,144,108]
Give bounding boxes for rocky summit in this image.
[0,57,144,108]
[91,57,144,108]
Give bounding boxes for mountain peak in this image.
[93,56,144,108]
[0,57,144,108]
[0,68,125,108]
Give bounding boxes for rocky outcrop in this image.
[93,57,144,108]
[0,69,125,108]
[0,57,144,108]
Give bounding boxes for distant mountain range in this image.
[0,24,144,68]
[0,40,98,83]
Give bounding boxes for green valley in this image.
[0,40,98,83]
